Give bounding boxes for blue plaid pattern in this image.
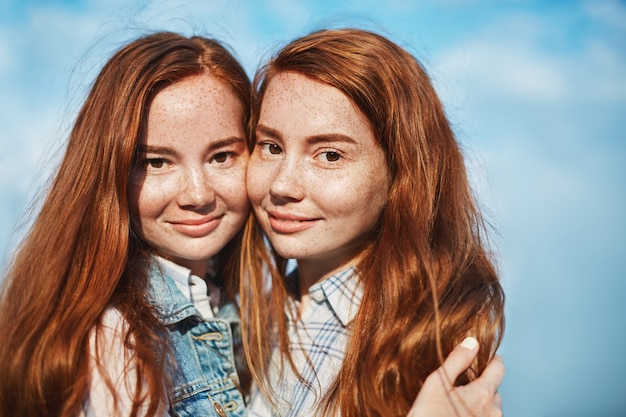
[248,267,361,417]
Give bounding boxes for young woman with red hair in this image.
[0,32,251,417]
[241,28,505,417]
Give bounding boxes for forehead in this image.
[259,71,371,136]
[151,74,236,116]
[144,74,244,148]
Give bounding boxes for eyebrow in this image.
[255,124,281,141]
[305,133,358,146]
[255,124,358,146]
[136,145,176,156]
[206,136,246,151]
[137,137,245,155]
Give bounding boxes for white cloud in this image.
[439,41,569,102]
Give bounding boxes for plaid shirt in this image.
[247,266,362,417]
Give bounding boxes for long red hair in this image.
[0,32,250,417]
[240,28,504,416]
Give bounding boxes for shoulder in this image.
[87,307,134,396]
[100,306,127,331]
[82,307,168,417]
[91,307,131,357]
[84,308,136,417]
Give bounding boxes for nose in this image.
[178,166,215,209]
[269,156,304,202]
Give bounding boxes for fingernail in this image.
[460,336,478,350]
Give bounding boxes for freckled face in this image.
[128,74,249,276]
[247,72,390,279]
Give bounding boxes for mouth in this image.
[266,211,319,234]
[169,215,223,237]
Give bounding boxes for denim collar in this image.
[147,259,200,326]
[146,257,240,326]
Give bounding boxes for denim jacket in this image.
[147,264,247,417]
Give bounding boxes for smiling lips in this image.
[267,211,319,234]
[170,216,222,237]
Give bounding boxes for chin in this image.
[272,247,311,261]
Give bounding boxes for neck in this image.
[187,259,212,279]
[165,255,211,279]
[296,255,359,312]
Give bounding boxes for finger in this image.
[437,336,479,388]
[475,354,505,394]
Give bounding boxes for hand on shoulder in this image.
[408,337,504,417]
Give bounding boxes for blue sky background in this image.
[1,1,625,415]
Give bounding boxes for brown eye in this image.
[214,152,229,163]
[324,151,341,162]
[269,144,281,155]
[148,158,165,168]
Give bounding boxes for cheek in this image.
[214,166,250,211]
[128,176,173,224]
[246,158,271,205]
[323,183,374,216]
[321,171,388,221]
[225,180,250,211]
